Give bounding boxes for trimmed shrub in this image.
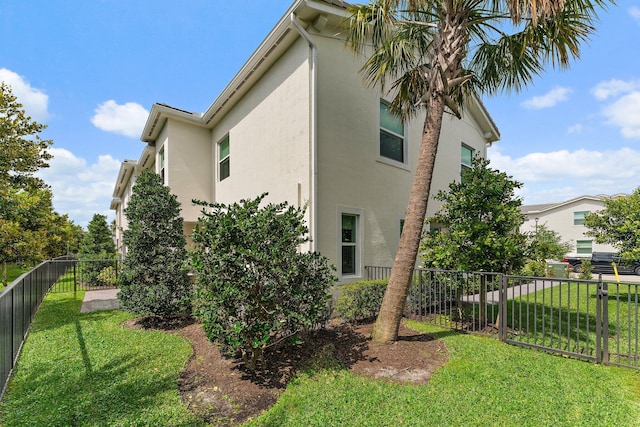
[520,260,547,277]
[117,170,192,317]
[578,260,593,280]
[191,194,335,371]
[336,280,387,322]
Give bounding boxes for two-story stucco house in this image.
[520,195,621,257]
[111,0,499,282]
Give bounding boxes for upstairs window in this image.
[159,147,166,185]
[379,101,405,164]
[461,144,473,180]
[219,135,230,181]
[573,211,589,225]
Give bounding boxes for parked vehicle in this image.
[563,252,640,275]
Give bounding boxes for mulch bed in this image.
[124,317,449,426]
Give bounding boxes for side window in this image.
[159,147,166,185]
[576,240,592,254]
[341,213,359,276]
[461,144,473,180]
[218,135,230,181]
[379,101,405,164]
[573,211,589,225]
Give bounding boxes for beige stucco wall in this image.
[156,120,211,224]
[522,199,616,257]
[211,38,312,248]
[311,27,491,281]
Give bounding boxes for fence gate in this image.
[382,267,640,370]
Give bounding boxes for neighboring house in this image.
[520,195,622,258]
[111,0,499,281]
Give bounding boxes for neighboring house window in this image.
[158,147,166,185]
[379,101,405,164]
[576,240,592,254]
[573,211,589,225]
[341,213,359,276]
[461,144,473,179]
[219,135,230,181]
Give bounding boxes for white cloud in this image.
[37,147,121,228]
[601,92,640,139]
[630,6,640,24]
[488,146,640,204]
[567,124,583,134]
[520,86,572,110]
[591,79,640,101]
[91,100,148,138]
[0,68,50,122]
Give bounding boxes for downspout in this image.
[290,12,318,253]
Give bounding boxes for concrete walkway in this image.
[80,288,120,313]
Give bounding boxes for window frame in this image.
[158,146,166,185]
[573,210,590,226]
[218,135,230,181]
[576,240,593,254]
[378,100,408,169]
[461,143,474,180]
[337,207,364,278]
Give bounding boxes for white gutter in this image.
[290,12,318,253]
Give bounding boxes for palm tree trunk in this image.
[371,93,446,343]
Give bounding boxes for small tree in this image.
[585,189,640,262]
[117,170,192,317]
[191,194,335,371]
[420,157,526,322]
[521,224,572,276]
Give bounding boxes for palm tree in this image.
[346,0,611,343]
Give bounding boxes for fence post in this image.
[596,274,603,364]
[601,278,609,365]
[498,274,506,341]
[73,262,77,293]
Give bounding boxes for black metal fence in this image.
[366,266,640,370]
[0,258,75,400]
[0,258,120,400]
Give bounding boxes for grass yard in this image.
[1,264,29,290]
[505,281,640,366]
[250,320,640,426]
[0,291,202,426]
[2,289,640,426]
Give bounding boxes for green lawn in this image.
[250,320,640,426]
[2,289,640,426]
[0,291,202,426]
[1,264,29,290]
[505,281,640,366]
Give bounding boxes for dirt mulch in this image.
[125,317,449,426]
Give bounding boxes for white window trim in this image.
[461,142,474,178]
[378,100,409,171]
[337,207,364,279]
[218,134,230,182]
[158,145,166,185]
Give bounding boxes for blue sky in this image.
[1,1,639,228]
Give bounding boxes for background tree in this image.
[0,82,54,285]
[420,157,525,322]
[117,170,192,317]
[77,213,116,286]
[346,0,612,343]
[585,189,640,262]
[521,224,572,276]
[78,213,115,259]
[191,194,335,371]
